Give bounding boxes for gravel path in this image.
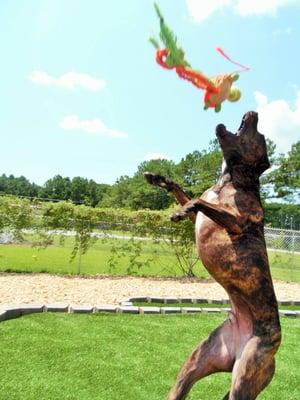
[0,273,299,306]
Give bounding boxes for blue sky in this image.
[1,0,300,185]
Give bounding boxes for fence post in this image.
[290,217,295,281]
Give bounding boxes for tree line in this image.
[0,174,110,207]
[0,139,299,227]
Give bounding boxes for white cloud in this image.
[144,152,170,161]
[60,115,128,139]
[186,0,299,21]
[254,91,300,153]
[272,27,293,37]
[186,0,231,22]
[29,71,105,91]
[236,0,297,16]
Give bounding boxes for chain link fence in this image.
[265,227,300,281]
[0,218,299,280]
[265,227,300,253]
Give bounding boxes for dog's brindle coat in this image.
[144,111,281,400]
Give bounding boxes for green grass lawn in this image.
[0,236,299,281]
[0,236,211,278]
[0,313,299,400]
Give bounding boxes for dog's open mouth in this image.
[216,111,258,139]
[236,111,258,136]
[236,115,247,135]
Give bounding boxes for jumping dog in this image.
[144,111,281,400]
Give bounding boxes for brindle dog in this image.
[144,111,281,400]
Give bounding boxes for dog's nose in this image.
[245,111,258,122]
[216,124,226,138]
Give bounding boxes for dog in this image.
[144,111,281,400]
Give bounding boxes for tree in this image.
[260,138,278,201]
[265,138,277,165]
[96,183,110,204]
[176,140,222,197]
[39,175,71,201]
[70,177,89,204]
[273,141,299,201]
[100,159,177,210]
[129,159,177,210]
[86,180,110,207]
[0,174,39,197]
[100,176,132,208]
[263,141,300,202]
[38,175,109,206]
[264,203,300,230]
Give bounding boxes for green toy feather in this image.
[151,2,191,68]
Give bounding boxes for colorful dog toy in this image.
[150,3,250,112]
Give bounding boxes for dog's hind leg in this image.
[228,334,280,400]
[167,320,235,400]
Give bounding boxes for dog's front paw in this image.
[144,172,158,185]
[170,212,184,222]
[144,172,166,187]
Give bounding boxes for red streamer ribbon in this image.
[216,47,250,73]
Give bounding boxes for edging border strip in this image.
[126,296,300,306]
[0,297,299,323]
[125,296,300,318]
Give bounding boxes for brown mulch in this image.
[0,273,299,306]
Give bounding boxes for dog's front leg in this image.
[144,172,191,206]
[144,172,196,222]
[171,199,243,235]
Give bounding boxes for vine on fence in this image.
[0,196,199,276]
[0,196,33,241]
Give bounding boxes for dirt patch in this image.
[0,273,299,306]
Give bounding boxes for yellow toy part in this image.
[228,87,242,102]
[204,73,240,112]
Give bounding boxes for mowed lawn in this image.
[0,236,299,281]
[0,236,210,278]
[0,313,299,400]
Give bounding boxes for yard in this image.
[0,313,299,400]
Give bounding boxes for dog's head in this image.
[216,111,270,176]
